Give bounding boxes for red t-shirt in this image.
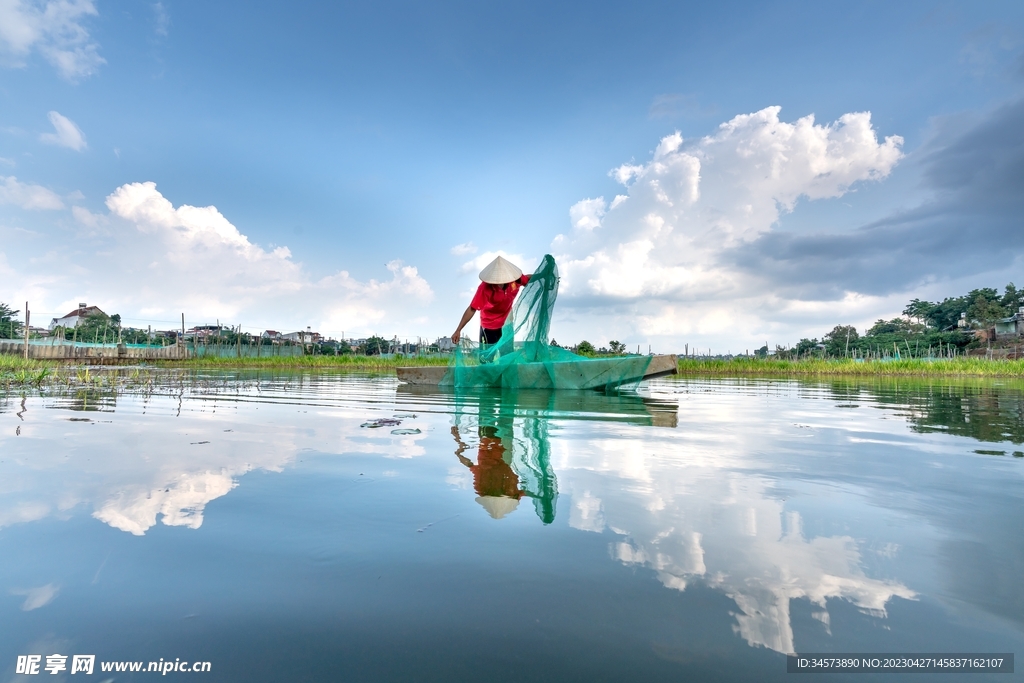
[469,437,525,498]
[470,275,530,329]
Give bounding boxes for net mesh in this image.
[443,254,652,390]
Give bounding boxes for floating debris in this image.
[190,441,210,445]
[69,418,92,422]
[417,514,459,533]
[361,418,402,428]
[393,413,418,418]
[391,428,421,435]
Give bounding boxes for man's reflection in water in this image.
[450,391,558,524]
[452,424,527,519]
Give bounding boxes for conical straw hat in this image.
[479,256,523,284]
[475,495,520,519]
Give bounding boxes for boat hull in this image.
[397,354,677,390]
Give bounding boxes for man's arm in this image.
[452,305,475,344]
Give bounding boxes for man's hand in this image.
[452,305,475,346]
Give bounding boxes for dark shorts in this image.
[480,327,502,345]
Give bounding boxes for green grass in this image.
[676,357,1024,377]
[157,354,451,370]
[0,355,53,387]
[6,352,1024,390]
[0,353,450,389]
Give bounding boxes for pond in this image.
[1,372,1022,681]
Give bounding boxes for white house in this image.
[281,330,321,343]
[49,303,106,330]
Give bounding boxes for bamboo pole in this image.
[23,301,29,360]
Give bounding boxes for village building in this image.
[49,303,107,330]
[281,330,321,343]
[185,325,225,341]
[994,308,1024,337]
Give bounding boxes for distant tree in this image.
[754,344,769,358]
[549,339,560,348]
[866,318,913,336]
[774,344,794,360]
[824,325,859,357]
[903,298,935,324]
[795,338,820,357]
[1000,282,1022,311]
[121,328,152,344]
[337,339,353,355]
[363,335,389,355]
[76,311,113,343]
[0,302,21,339]
[608,340,626,354]
[966,288,1006,327]
[925,296,970,330]
[576,340,596,355]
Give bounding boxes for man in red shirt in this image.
[451,255,530,345]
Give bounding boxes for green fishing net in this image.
[443,254,652,390]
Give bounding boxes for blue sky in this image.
[2,0,1023,351]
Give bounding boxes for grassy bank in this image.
[158,354,450,370]
[6,353,1024,390]
[0,353,451,389]
[0,355,52,387]
[676,357,1024,377]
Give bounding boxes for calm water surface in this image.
[2,373,1023,682]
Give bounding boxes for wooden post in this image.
[181,313,186,359]
[23,301,29,360]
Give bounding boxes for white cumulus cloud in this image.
[0,175,64,209]
[568,197,606,231]
[40,110,86,150]
[5,181,433,336]
[552,106,904,349]
[0,0,104,80]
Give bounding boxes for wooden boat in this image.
[397,354,677,391]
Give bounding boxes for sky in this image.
[1,0,1023,352]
